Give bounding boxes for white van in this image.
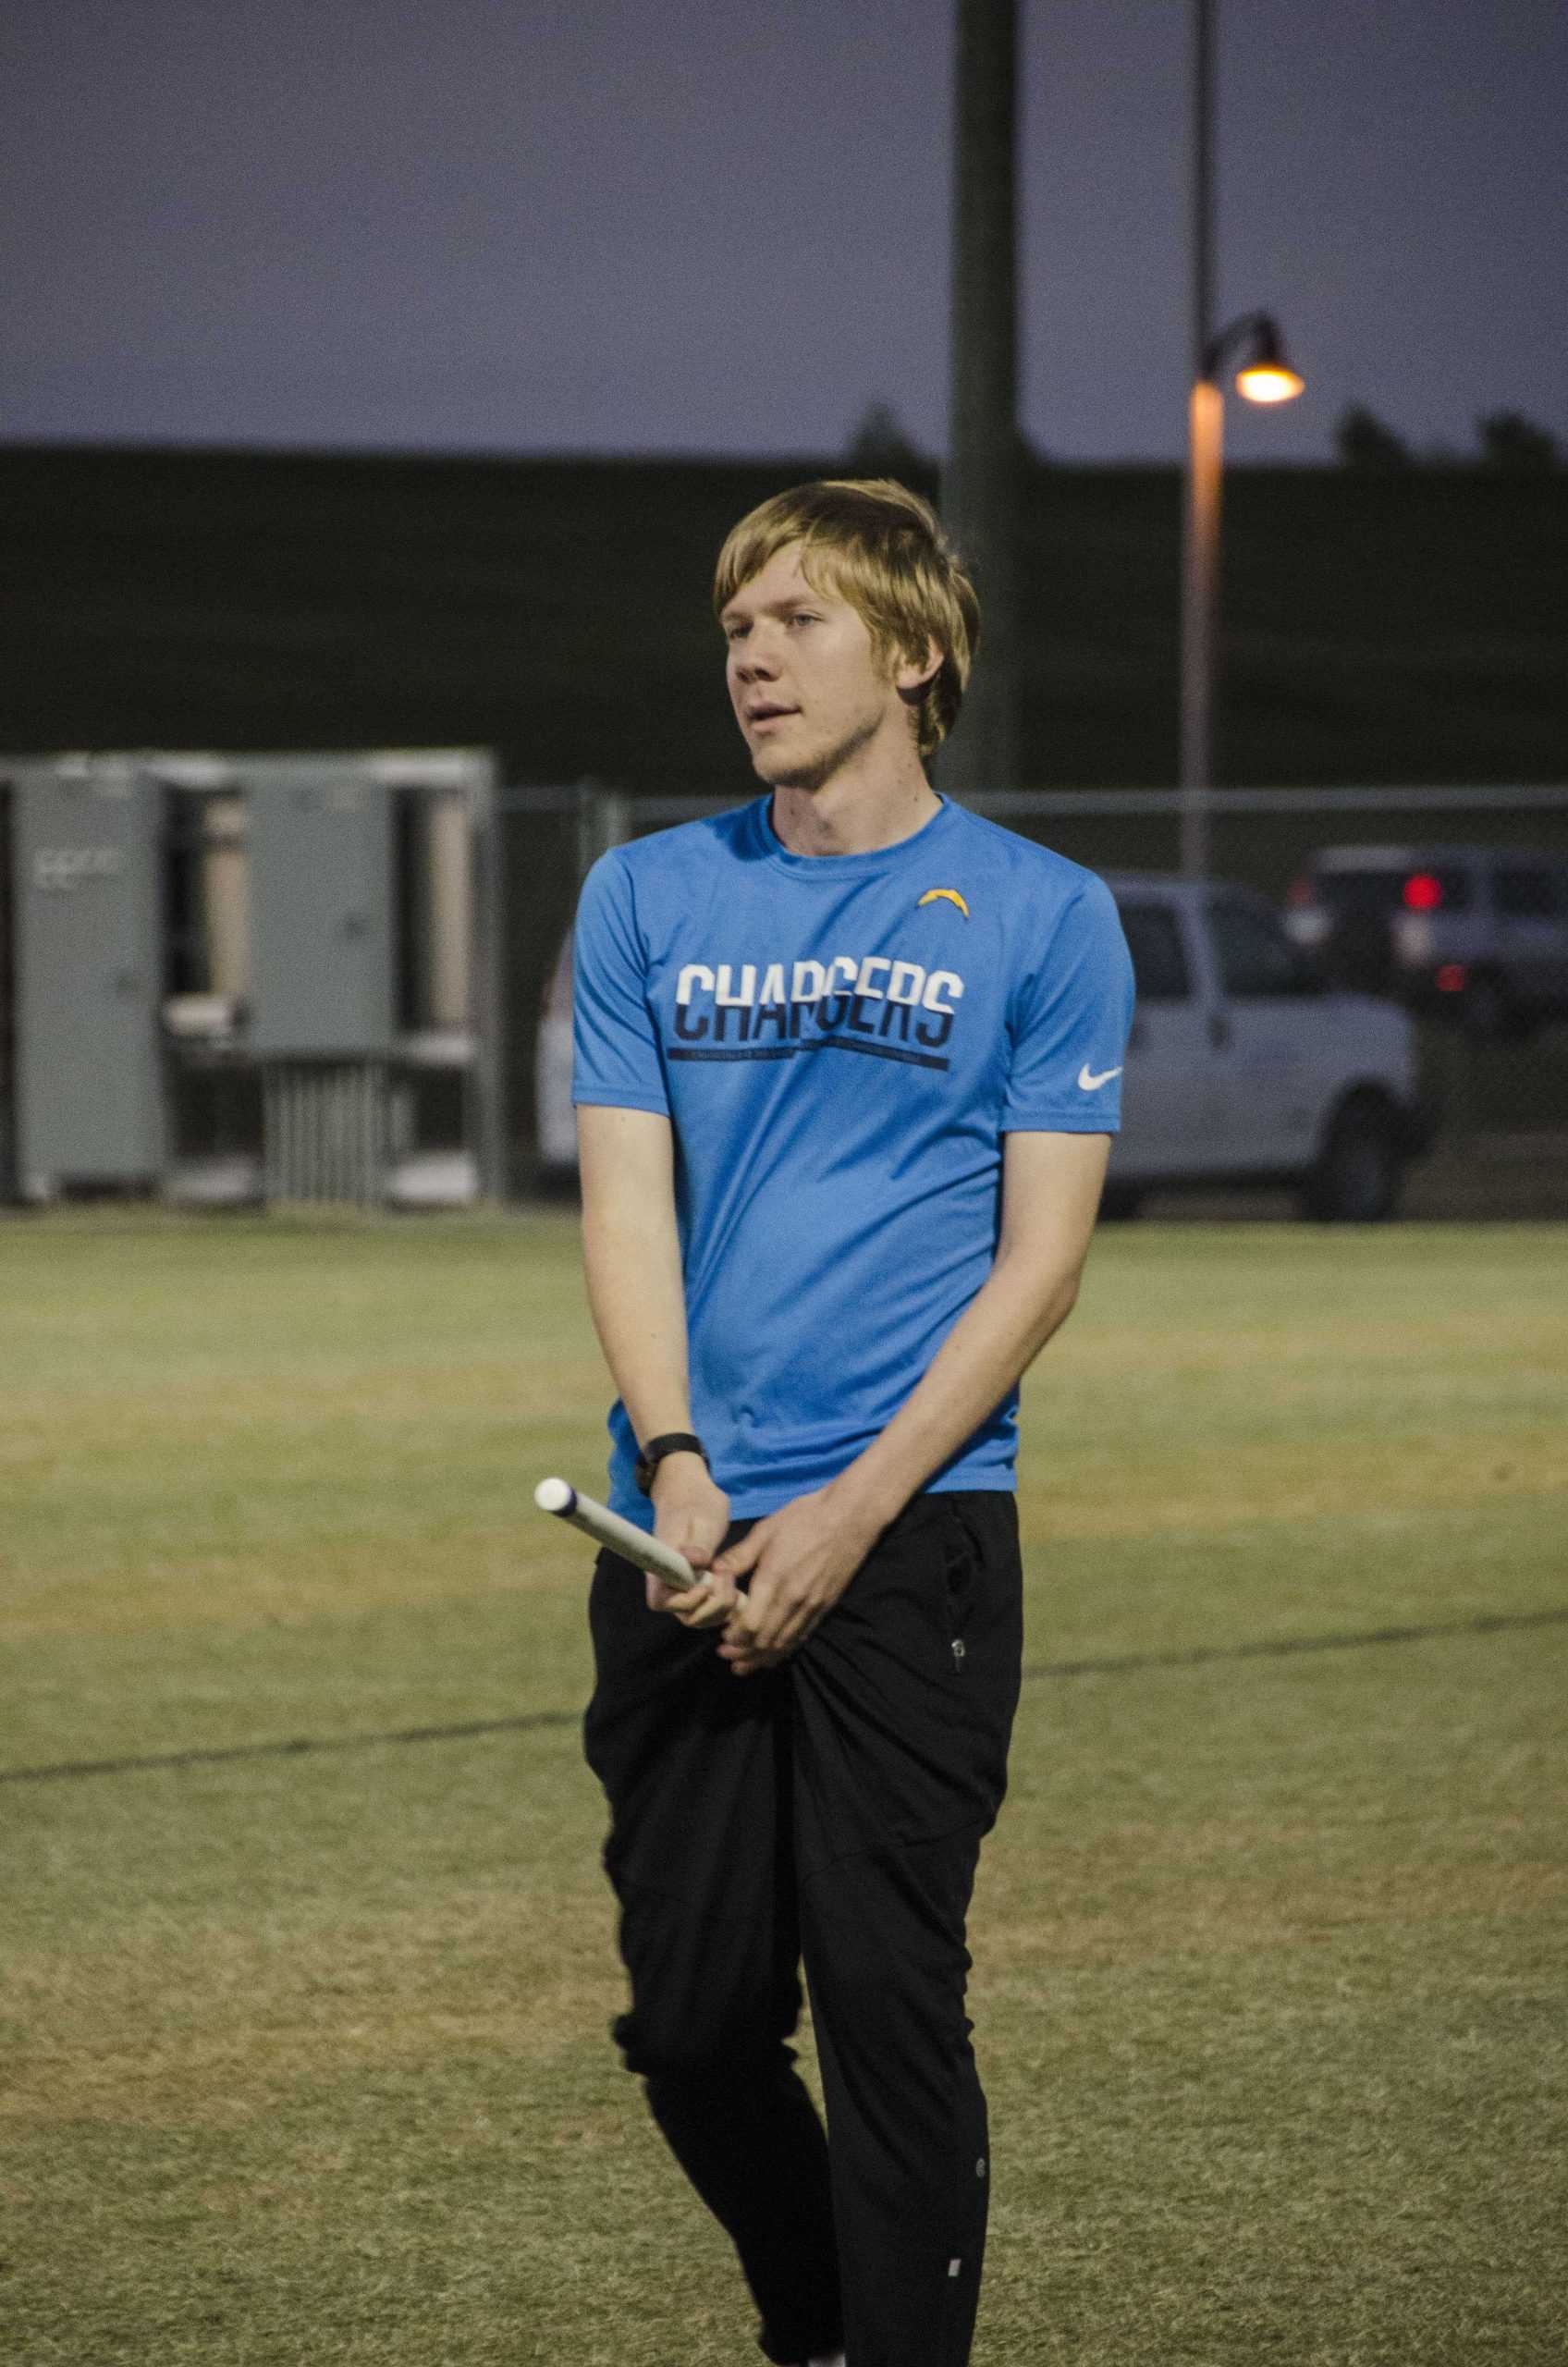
[537,876,1430,1220]
[1106,876,1427,1220]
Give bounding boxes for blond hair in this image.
[713,479,980,758]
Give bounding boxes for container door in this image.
[245,765,395,1057]
[14,762,165,1187]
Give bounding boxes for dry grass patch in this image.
[4,1214,1566,2364]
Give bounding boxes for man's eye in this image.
[788,611,819,627]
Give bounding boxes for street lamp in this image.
[1179,311,1305,877]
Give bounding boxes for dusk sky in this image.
[3,0,1564,465]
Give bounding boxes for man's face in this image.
[721,544,916,791]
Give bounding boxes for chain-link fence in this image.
[500,782,1568,1218]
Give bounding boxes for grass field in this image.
[4,1211,1566,2366]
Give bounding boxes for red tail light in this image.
[1435,963,1467,994]
[1286,873,1313,908]
[1403,873,1443,912]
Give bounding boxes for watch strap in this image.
[634,1431,708,1497]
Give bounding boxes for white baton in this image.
[533,1476,700,1591]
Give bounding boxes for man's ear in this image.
[894,636,943,696]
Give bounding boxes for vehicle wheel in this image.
[1300,1095,1404,1222]
[1097,1184,1145,1222]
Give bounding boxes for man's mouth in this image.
[746,703,797,727]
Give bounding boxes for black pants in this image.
[582,1490,1023,2367]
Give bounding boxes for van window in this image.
[1208,896,1319,998]
[1116,901,1191,1001]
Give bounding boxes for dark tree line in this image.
[1336,403,1560,471]
[842,397,1560,477]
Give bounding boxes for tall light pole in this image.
[1179,0,1304,877]
[943,0,1021,800]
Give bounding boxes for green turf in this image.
[4,1212,1566,2364]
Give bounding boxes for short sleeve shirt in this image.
[573,793,1134,1525]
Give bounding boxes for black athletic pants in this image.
[582,1490,1023,2367]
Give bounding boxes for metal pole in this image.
[426,792,472,1032]
[469,767,508,1204]
[942,0,1020,801]
[1180,378,1223,877]
[201,791,250,1001]
[1179,0,1217,877]
[1191,0,1213,385]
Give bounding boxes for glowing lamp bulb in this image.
[1236,363,1305,404]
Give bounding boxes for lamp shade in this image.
[1231,315,1304,404]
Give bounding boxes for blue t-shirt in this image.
[572,792,1134,1527]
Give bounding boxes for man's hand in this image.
[709,1485,884,1675]
[646,1453,735,1628]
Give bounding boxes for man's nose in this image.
[734,632,781,679]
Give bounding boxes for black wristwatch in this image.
[633,1432,709,1497]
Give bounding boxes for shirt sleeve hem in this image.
[571,1087,671,1116]
[999,1110,1121,1134]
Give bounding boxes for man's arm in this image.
[712,1127,1112,1672]
[576,1103,734,1613]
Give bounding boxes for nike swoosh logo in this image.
[1077,1064,1122,1091]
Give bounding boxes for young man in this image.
[570,479,1133,2367]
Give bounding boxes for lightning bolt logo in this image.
[917,888,970,919]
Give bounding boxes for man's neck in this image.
[768,762,940,858]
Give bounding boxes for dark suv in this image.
[1283,845,1568,1035]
